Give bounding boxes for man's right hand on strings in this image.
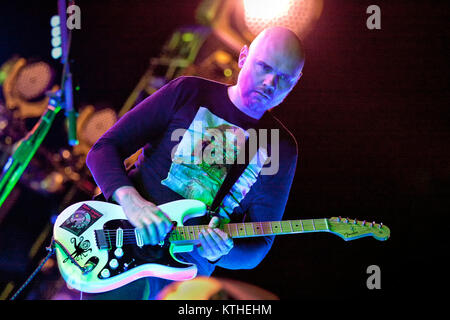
[113,186,173,245]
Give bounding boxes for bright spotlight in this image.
[243,0,323,38]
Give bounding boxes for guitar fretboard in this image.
[169,219,330,242]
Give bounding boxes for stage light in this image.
[72,105,117,158]
[50,15,62,60]
[243,0,292,21]
[196,0,323,52]
[51,36,62,48]
[2,58,58,119]
[51,47,62,60]
[50,15,60,28]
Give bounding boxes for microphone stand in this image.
[0,0,78,208]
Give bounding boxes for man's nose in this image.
[262,73,276,93]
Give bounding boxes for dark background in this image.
[0,0,448,301]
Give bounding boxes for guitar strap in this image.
[94,130,261,216]
[208,134,258,218]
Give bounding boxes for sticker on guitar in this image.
[62,236,92,263]
[59,203,103,236]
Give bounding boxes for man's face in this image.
[236,35,304,115]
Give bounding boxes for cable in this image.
[9,239,56,300]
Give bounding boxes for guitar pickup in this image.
[94,229,109,250]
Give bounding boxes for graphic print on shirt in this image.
[161,107,267,220]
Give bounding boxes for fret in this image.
[177,228,183,240]
[188,226,195,240]
[303,219,314,232]
[254,222,264,235]
[195,226,202,240]
[170,229,178,241]
[281,221,292,233]
[168,217,333,244]
[179,227,186,241]
[227,224,236,238]
[313,219,326,231]
[245,223,254,236]
[262,222,272,235]
[193,225,199,241]
[271,221,282,234]
[291,220,303,232]
[169,218,332,243]
[238,223,246,237]
[224,224,231,238]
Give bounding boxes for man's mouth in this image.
[254,90,270,100]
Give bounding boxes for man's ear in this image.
[238,45,249,68]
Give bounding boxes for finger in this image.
[144,216,159,245]
[208,216,220,228]
[156,209,174,233]
[137,216,152,244]
[149,213,166,243]
[215,229,234,248]
[198,231,214,257]
[203,229,221,254]
[208,229,230,252]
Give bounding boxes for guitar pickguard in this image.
[96,219,191,280]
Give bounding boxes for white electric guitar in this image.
[53,199,390,293]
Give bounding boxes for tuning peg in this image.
[337,216,341,222]
[362,220,366,226]
[345,218,349,224]
[379,222,383,229]
[353,219,357,224]
[370,221,375,227]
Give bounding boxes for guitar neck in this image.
[169,219,330,243]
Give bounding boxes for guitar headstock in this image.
[327,217,390,241]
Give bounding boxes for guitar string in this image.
[100,220,328,234]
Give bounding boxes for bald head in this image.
[248,26,305,76]
[228,26,306,119]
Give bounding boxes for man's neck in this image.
[227,85,264,120]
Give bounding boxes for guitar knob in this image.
[114,248,124,258]
[109,259,119,270]
[100,268,110,278]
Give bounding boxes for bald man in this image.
[85,26,304,300]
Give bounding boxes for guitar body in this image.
[53,199,206,293]
[53,199,390,294]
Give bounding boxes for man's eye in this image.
[258,63,271,72]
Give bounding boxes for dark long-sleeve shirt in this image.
[86,76,298,276]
